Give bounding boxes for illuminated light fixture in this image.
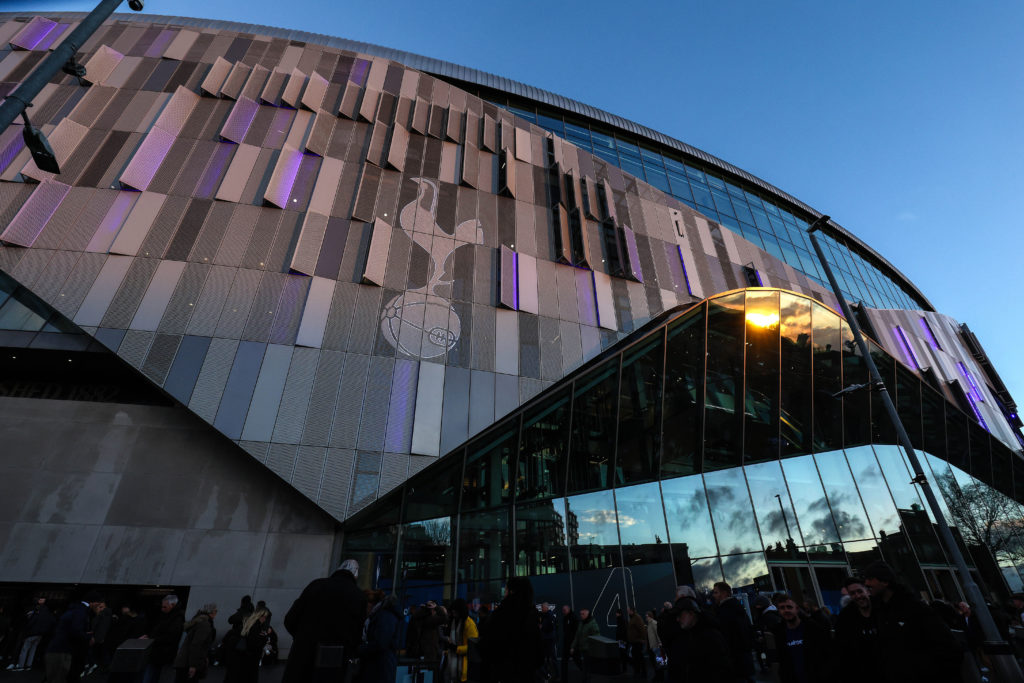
[745,311,779,329]
[893,326,921,370]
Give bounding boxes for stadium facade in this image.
[1,12,1023,637]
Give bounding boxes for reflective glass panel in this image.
[895,365,923,450]
[690,557,724,593]
[969,421,992,484]
[780,293,812,456]
[661,474,718,558]
[662,305,705,478]
[458,508,509,602]
[744,290,780,464]
[921,385,947,460]
[462,422,515,511]
[873,445,946,565]
[516,388,571,502]
[404,460,461,522]
[399,516,453,591]
[844,446,900,537]
[720,552,771,593]
[515,498,570,576]
[781,454,840,546]
[704,468,763,555]
[704,293,745,470]
[745,460,804,559]
[813,450,873,542]
[566,489,621,572]
[811,302,843,451]
[343,525,398,592]
[567,359,618,493]
[616,333,664,485]
[615,482,671,565]
[870,343,898,445]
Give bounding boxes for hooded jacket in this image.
[173,613,215,671]
[360,596,403,683]
[663,611,733,683]
[570,615,600,655]
[871,585,963,683]
[714,596,755,678]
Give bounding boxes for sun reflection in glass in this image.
[745,311,780,329]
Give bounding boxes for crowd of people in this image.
[277,558,1024,683]
[4,558,1023,682]
[0,593,278,683]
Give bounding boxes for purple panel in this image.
[892,325,921,370]
[144,29,176,58]
[86,191,138,252]
[220,97,260,144]
[677,245,693,295]
[263,146,303,209]
[0,179,70,247]
[34,23,68,51]
[622,225,644,282]
[919,317,941,350]
[349,59,369,86]
[195,143,236,199]
[0,127,25,176]
[263,108,295,150]
[288,153,322,211]
[119,127,176,191]
[384,358,417,453]
[10,17,57,51]
[957,361,985,403]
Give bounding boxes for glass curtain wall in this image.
[343,288,1024,619]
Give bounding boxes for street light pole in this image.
[0,0,132,134]
[805,215,1022,682]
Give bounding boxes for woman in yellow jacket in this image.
[443,598,477,682]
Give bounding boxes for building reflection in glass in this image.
[342,288,1024,616]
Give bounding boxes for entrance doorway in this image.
[770,563,850,617]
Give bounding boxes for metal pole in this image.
[805,215,1022,682]
[775,493,793,542]
[0,0,127,133]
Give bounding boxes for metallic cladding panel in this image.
[85,192,138,254]
[220,61,252,100]
[271,346,320,444]
[140,332,182,384]
[73,255,133,327]
[0,179,71,247]
[240,343,293,442]
[118,126,176,191]
[592,271,617,330]
[498,245,516,310]
[468,369,496,437]
[157,263,210,334]
[292,446,327,500]
[163,28,198,60]
[215,143,261,204]
[411,360,445,457]
[494,308,519,376]
[265,442,297,480]
[130,260,187,332]
[329,352,370,449]
[200,55,232,95]
[241,272,286,342]
[302,349,345,446]
[118,329,154,369]
[52,252,107,319]
[213,340,267,439]
[185,265,234,337]
[161,334,211,403]
[214,269,262,339]
[362,218,391,286]
[302,72,329,111]
[99,257,160,329]
[356,356,395,452]
[383,358,417,453]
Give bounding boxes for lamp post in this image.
[805,215,1023,682]
[0,0,142,173]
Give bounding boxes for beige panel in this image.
[309,157,344,216]
[498,148,515,199]
[220,61,251,100]
[103,55,141,89]
[163,29,198,61]
[278,44,304,73]
[295,276,335,348]
[263,145,303,209]
[200,56,232,96]
[284,110,313,150]
[514,127,532,164]
[153,85,199,135]
[281,68,307,108]
[214,143,260,203]
[358,89,380,123]
[481,116,497,152]
[118,126,176,191]
[20,117,88,182]
[365,58,388,91]
[337,83,360,119]
[241,64,270,101]
[592,271,617,330]
[498,245,516,309]
[289,211,329,276]
[362,218,391,286]
[365,121,389,167]
[445,107,462,143]
[301,72,329,111]
[135,94,169,133]
[82,44,123,85]
[386,125,409,172]
[305,110,334,157]
[460,143,479,189]
[260,70,288,106]
[399,68,419,99]
[109,192,167,256]
[439,142,457,184]
[410,97,429,134]
[517,253,539,315]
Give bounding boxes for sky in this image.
[7,1,1024,414]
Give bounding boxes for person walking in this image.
[479,578,544,683]
[662,597,734,682]
[223,608,271,683]
[569,608,599,683]
[172,603,217,683]
[282,559,367,683]
[559,605,577,683]
[442,599,478,683]
[359,594,402,683]
[9,597,54,672]
[141,595,186,683]
[711,581,755,682]
[645,610,663,681]
[861,562,963,683]
[538,603,558,680]
[768,594,832,683]
[834,577,879,683]
[626,607,646,679]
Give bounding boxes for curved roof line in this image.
[0,11,933,310]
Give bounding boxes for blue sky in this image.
[9,1,1024,413]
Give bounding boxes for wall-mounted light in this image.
[20,110,60,174]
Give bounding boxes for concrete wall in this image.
[0,396,340,654]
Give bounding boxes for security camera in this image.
[127,0,144,11]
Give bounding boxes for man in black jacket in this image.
[862,562,963,683]
[663,597,734,682]
[282,559,367,683]
[712,581,755,682]
[834,577,879,683]
[559,604,577,683]
[769,594,832,683]
[141,594,185,683]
